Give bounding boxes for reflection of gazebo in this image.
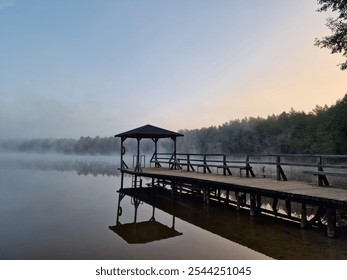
[109,221,182,244]
[109,192,182,244]
[114,124,184,172]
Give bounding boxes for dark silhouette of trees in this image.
[315,0,347,70]
[178,94,347,155]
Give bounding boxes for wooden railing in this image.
[149,153,347,186]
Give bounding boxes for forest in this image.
[178,94,347,155]
[1,94,346,155]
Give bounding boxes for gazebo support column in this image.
[171,137,179,169]
[120,137,126,189]
[135,138,142,172]
[152,138,160,167]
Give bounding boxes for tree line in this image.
[1,94,346,155]
[177,94,347,155]
[0,135,165,155]
[0,136,118,155]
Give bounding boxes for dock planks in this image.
[121,167,347,207]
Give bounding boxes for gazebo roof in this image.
[114,124,183,139]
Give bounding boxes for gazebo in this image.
[114,124,184,172]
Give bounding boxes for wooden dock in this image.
[124,168,347,203]
[120,167,347,238]
[114,125,347,238]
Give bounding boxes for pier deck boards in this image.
[121,168,347,207]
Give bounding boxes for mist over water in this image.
[0,152,121,176]
[1,153,347,260]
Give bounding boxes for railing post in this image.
[317,156,329,186]
[318,156,323,186]
[203,154,207,174]
[246,155,250,177]
[223,155,226,176]
[276,155,281,181]
[276,155,287,181]
[187,154,190,172]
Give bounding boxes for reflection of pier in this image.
[109,192,182,244]
[114,125,347,238]
[116,187,347,259]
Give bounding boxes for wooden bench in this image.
[303,170,347,186]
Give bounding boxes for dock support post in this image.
[151,177,155,197]
[272,198,278,216]
[250,194,256,217]
[256,195,262,213]
[203,187,210,204]
[327,207,336,238]
[225,190,229,205]
[235,192,241,211]
[300,203,307,228]
[171,181,176,202]
[285,199,291,217]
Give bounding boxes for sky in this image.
[0,0,346,139]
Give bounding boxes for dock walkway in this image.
[122,168,347,205]
[121,167,347,238]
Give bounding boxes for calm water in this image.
[1,153,347,260]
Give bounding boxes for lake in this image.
[1,153,347,260]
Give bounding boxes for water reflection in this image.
[109,193,182,244]
[116,187,347,259]
[0,153,120,176]
[2,153,347,259]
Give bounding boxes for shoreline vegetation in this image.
[1,94,346,156]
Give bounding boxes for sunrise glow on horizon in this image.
[0,0,346,138]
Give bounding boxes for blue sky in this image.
[0,0,346,139]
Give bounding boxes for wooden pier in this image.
[121,167,347,237]
[114,125,347,238]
